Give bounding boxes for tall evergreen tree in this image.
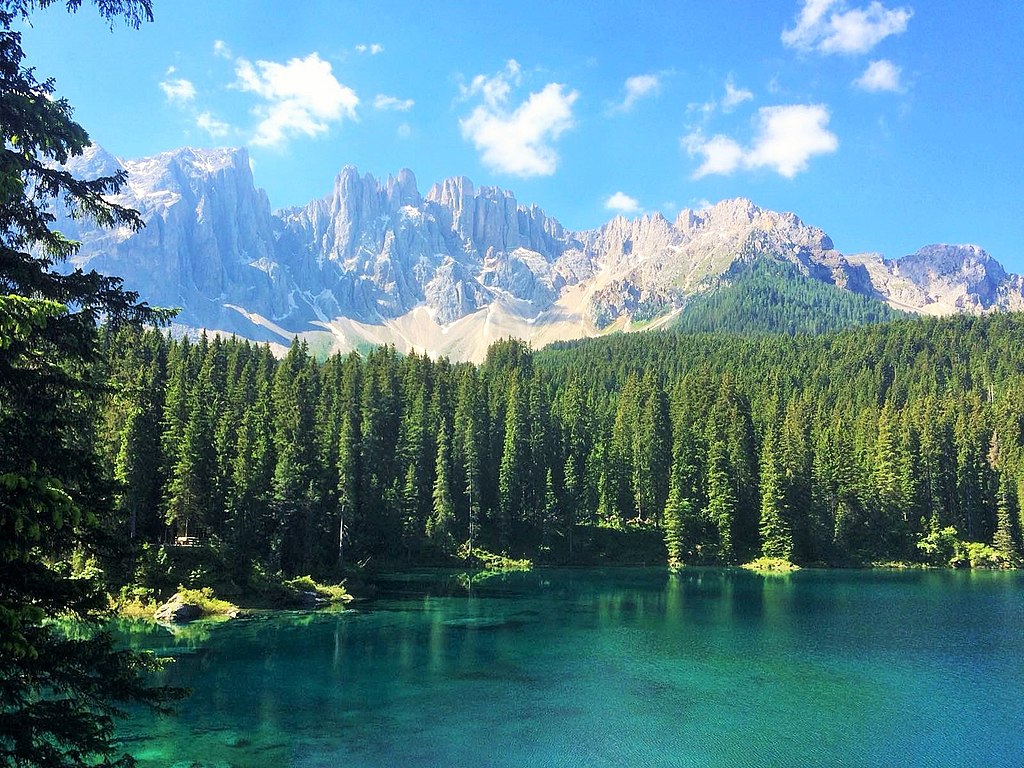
[758,426,794,560]
[705,437,737,563]
[0,4,183,766]
[993,469,1022,566]
[427,422,456,554]
[497,374,528,550]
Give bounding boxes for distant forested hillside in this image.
[99,314,1024,587]
[672,259,901,335]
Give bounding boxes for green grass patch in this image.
[174,586,239,616]
[282,575,352,603]
[457,543,531,572]
[741,557,800,574]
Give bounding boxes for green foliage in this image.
[741,557,800,573]
[172,586,237,617]
[758,427,794,561]
[916,526,961,566]
[0,3,183,767]
[95,311,1024,578]
[954,541,1011,569]
[456,542,531,572]
[282,575,352,603]
[917,526,1016,569]
[673,258,901,335]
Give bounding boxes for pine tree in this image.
[427,422,456,554]
[165,354,219,539]
[540,468,559,551]
[633,374,670,525]
[0,4,182,766]
[780,395,812,558]
[271,340,322,574]
[705,438,737,563]
[334,353,362,566]
[453,367,485,551]
[605,374,639,525]
[663,424,701,568]
[759,426,794,561]
[993,469,1022,566]
[498,374,528,550]
[113,333,166,541]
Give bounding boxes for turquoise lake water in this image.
[120,568,1024,767]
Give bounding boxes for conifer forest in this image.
[100,313,1024,580]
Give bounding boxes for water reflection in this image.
[119,567,1024,768]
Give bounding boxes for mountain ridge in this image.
[56,144,1023,360]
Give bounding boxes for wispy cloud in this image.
[235,52,358,148]
[459,59,579,178]
[604,191,641,214]
[854,59,903,92]
[782,0,912,55]
[374,94,415,112]
[196,111,231,138]
[213,39,232,59]
[722,78,754,111]
[613,74,660,113]
[159,76,196,105]
[355,43,384,55]
[684,103,838,178]
[693,78,754,118]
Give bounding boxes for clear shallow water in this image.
[120,568,1024,767]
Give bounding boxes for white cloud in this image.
[684,132,746,176]
[374,94,414,111]
[854,59,903,91]
[196,111,230,138]
[722,79,754,111]
[782,0,912,55]
[614,74,660,112]
[213,39,232,59]
[459,60,578,178]
[355,43,384,55]
[397,123,411,139]
[159,77,196,104]
[234,53,359,148]
[685,103,838,178]
[604,191,641,214]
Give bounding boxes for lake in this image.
[120,568,1024,767]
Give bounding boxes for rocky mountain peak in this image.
[385,168,421,208]
[898,244,1006,281]
[55,145,1021,360]
[893,244,1008,307]
[62,142,124,179]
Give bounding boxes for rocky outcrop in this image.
[153,594,204,624]
[58,145,291,339]
[847,245,1024,315]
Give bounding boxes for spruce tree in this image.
[0,3,182,766]
[758,426,794,561]
[427,422,456,554]
[993,469,1022,566]
[705,438,737,563]
[498,374,528,550]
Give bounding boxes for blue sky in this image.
[21,1,1024,269]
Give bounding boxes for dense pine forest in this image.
[671,259,901,335]
[98,313,1024,586]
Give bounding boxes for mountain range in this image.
[56,145,1024,361]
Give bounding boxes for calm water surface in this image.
[121,568,1024,767]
